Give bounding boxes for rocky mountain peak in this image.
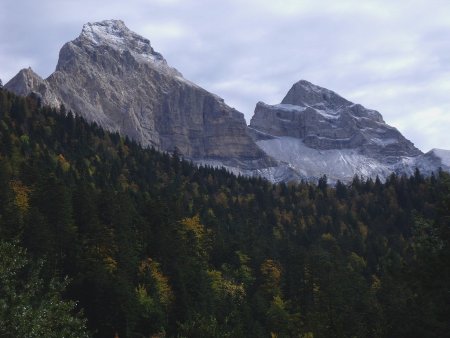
[6,67,61,107]
[250,79,399,149]
[6,20,272,171]
[249,79,424,182]
[54,19,180,79]
[79,20,162,60]
[6,67,43,96]
[6,21,445,184]
[281,79,351,109]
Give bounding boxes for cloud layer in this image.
[1,0,449,151]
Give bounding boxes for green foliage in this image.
[0,88,449,337]
[0,240,90,337]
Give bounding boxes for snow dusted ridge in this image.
[250,87,420,159]
[196,135,450,185]
[256,136,392,183]
[245,135,449,184]
[5,21,449,184]
[80,20,165,63]
[74,20,191,82]
[248,79,450,183]
[6,19,272,171]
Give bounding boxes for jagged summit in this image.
[6,67,61,107]
[282,79,351,109]
[280,80,384,121]
[6,20,272,170]
[6,67,43,96]
[5,21,447,183]
[250,79,409,155]
[78,20,166,63]
[249,79,426,182]
[55,19,181,78]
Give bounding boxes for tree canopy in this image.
[0,87,449,337]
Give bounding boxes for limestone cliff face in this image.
[6,20,270,168]
[249,80,431,182]
[5,68,60,106]
[250,80,422,164]
[7,22,446,183]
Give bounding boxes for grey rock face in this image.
[282,80,352,109]
[250,80,422,163]
[6,20,270,169]
[6,68,61,106]
[6,22,446,183]
[248,80,445,183]
[399,148,450,176]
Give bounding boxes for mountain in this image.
[5,20,272,170]
[5,21,448,183]
[249,80,448,182]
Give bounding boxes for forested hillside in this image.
[0,87,449,337]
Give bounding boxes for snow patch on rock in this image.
[82,21,155,58]
[256,136,393,182]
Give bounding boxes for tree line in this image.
[0,88,449,337]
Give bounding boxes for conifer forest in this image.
[0,88,449,337]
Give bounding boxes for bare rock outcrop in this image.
[250,80,422,163]
[6,20,271,169]
[249,80,435,182]
[6,22,446,183]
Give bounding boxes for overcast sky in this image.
[1,0,449,152]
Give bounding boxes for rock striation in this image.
[249,80,447,182]
[6,20,271,169]
[5,22,448,183]
[250,80,421,161]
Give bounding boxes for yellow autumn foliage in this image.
[207,269,245,302]
[10,180,31,213]
[103,256,118,273]
[260,259,282,296]
[139,258,174,309]
[180,215,206,239]
[57,154,71,172]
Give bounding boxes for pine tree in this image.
[0,240,90,337]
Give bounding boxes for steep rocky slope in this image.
[6,20,271,170]
[6,22,448,183]
[249,80,446,182]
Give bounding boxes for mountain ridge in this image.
[248,80,450,182]
[5,19,273,171]
[5,20,449,183]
